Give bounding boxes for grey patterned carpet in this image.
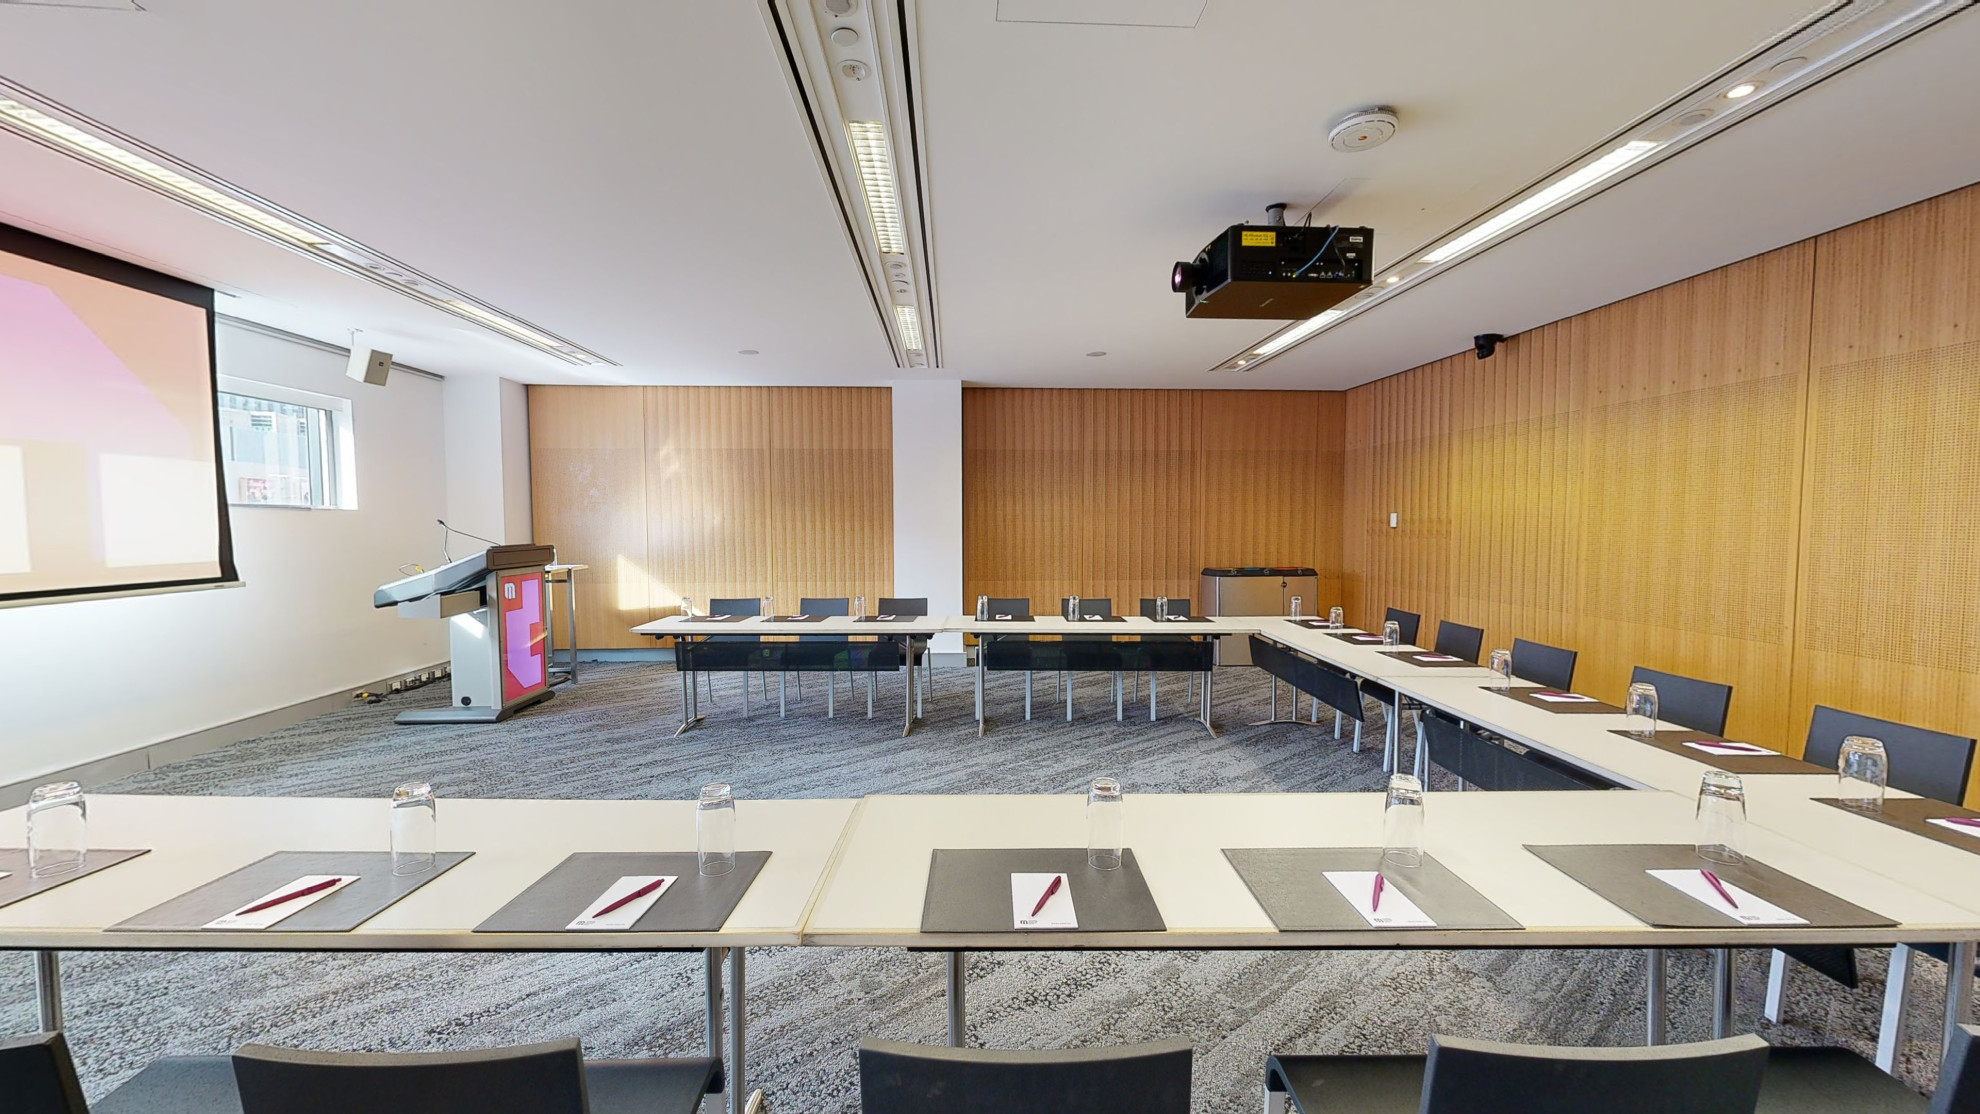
[0,662,1959,1110]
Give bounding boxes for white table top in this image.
[952,615,1253,635]
[632,615,948,636]
[801,792,1980,949]
[0,795,859,950]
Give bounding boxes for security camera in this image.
[1474,333,1505,360]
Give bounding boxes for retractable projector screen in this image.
[0,221,236,606]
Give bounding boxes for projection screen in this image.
[0,222,236,606]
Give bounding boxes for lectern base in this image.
[395,688,554,725]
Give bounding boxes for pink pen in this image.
[1371,872,1385,913]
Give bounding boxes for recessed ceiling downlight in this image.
[1726,81,1760,99]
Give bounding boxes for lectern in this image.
[372,544,557,724]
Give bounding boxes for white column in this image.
[891,380,964,663]
[443,374,534,545]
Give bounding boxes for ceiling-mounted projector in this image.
[1172,215,1372,320]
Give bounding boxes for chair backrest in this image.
[798,596,850,617]
[707,597,761,617]
[1384,608,1421,646]
[877,597,928,616]
[0,1032,88,1114]
[1931,1024,1979,1114]
[1433,620,1485,663]
[233,1040,590,1114]
[1139,597,1192,618]
[858,1037,1191,1114]
[1629,666,1733,736]
[1419,1033,1768,1114]
[1804,706,1977,805]
[1059,597,1113,618]
[985,597,1031,618]
[1512,638,1578,691]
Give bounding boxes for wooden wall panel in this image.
[963,388,1343,617]
[530,385,891,649]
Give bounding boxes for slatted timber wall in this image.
[529,386,892,649]
[962,388,1344,618]
[1344,181,1980,803]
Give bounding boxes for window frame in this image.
[215,375,358,510]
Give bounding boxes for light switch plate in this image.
[1389,512,1399,528]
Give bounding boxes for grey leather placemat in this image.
[1489,686,1625,714]
[1614,730,1828,775]
[920,848,1165,933]
[109,851,470,932]
[1814,798,1980,857]
[1525,844,1895,928]
[0,848,148,909]
[475,851,769,933]
[1223,848,1520,931]
[1374,650,1482,669]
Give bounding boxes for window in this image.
[216,377,357,508]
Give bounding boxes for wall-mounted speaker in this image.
[345,347,393,386]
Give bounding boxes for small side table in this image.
[545,563,587,686]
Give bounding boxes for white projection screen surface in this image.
[0,222,236,606]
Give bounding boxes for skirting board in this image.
[0,661,448,809]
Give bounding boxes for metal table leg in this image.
[902,636,916,738]
[729,947,759,1114]
[35,949,61,1030]
[675,646,705,736]
[1946,940,1976,1066]
[947,951,967,1047]
[1149,671,1158,722]
[1711,948,1734,1040]
[1200,669,1216,737]
[704,948,724,1061]
[1646,948,1667,1044]
[976,640,987,737]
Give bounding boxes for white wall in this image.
[891,380,963,657]
[442,373,533,546]
[499,377,533,544]
[0,321,450,790]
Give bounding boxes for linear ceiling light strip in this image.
[0,84,613,366]
[1218,0,1973,372]
[846,120,907,255]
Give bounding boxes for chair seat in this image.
[1268,1048,1926,1114]
[95,1055,723,1114]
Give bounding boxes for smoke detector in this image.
[1329,108,1398,152]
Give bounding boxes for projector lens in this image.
[1172,261,1196,293]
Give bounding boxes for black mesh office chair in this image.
[860,1037,1191,1114]
[696,597,767,712]
[1266,1033,1769,1114]
[1249,636,1370,749]
[878,596,933,715]
[1432,620,1484,664]
[786,596,851,717]
[1766,707,1979,1072]
[1137,597,1211,721]
[1629,666,1733,736]
[1055,597,1129,721]
[1,1032,87,1114]
[1383,607,1421,647]
[977,597,1036,726]
[1511,637,1578,691]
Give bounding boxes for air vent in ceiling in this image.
[996,0,1207,28]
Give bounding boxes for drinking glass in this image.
[1087,777,1124,870]
[1625,682,1660,740]
[1328,606,1344,630]
[1382,773,1424,870]
[26,782,87,879]
[1696,771,1746,864]
[1067,594,1080,621]
[759,596,773,621]
[680,595,694,618]
[1382,620,1402,646]
[391,781,437,876]
[698,783,737,876]
[1155,596,1169,621]
[854,595,866,620]
[977,595,989,621]
[1289,595,1303,618]
[1837,736,1888,812]
[1488,648,1514,691]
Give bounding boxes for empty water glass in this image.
[1696,770,1746,864]
[698,783,737,876]
[1155,596,1169,621]
[1328,606,1344,630]
[391,781,437,876]
[977,595,989,620]
[1382,620,1402,646]
[1088,777,1124,870]
[1838,736,1888,812]
[759,596,773,621]
[680,595,693,618]
[26,782,86,879]
[1289,595,1303,618]
[1489,648,1514,691]
[1067,594,1080,621]
[854,595,866,620]
[1383,773,1424,870]
[1626,682,1660,740]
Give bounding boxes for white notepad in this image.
[1348,634,1384,642]
[1531,691,1598,703]
[1927,817,1980,839]
[1322,871,1436,928]
[1647,868,1807,926]
[1011,872,1076,930]
[567,875,676,930]
[1682,740,1773,757]
[994,614,1013,620]
[1412,654,1462,662]
[204,875,358,930]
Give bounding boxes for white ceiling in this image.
[0,0,1973,389]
